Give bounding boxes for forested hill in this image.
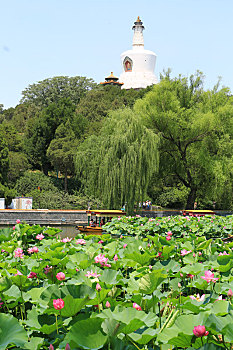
[1,72,233,212]
[0,76,152,210]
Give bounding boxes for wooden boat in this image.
[77,209,126,235]
[182,209,216,217]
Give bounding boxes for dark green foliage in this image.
[135,72,233,209]
[7,152,30,185]
[0,125,9,184]
[14,171,102,209]
[20,76,96,108]
[75,84,153,136]
[47,120,79,191]
[23,98,76,174]
[75,108,159,213]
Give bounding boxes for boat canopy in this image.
[86,210,126,218]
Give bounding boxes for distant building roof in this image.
[100,72,124,86]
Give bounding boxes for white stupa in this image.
[119,17,158,89]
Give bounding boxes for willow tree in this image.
[75,108,159,213]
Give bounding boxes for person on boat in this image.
[90,219,96,227]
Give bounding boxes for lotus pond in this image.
[0,215,233,349]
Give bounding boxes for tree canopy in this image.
[20,76,96,108]
[47,120,78,191]
[75,108,159,213]
[135,72,233,209]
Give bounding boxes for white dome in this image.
[120,18,158,90]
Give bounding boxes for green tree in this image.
[0,125,9,184]
[135,72,233,209]
[24,98,76,175]
[47,120,78,191]
[20,76,96,108]
[75,85,153,136]
[75,108,159,213]
[8,152,30,185]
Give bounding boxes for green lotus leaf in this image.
[101,318,124,337]
[22,336,44,350]
[217,254,232,265]
[0,276,12,292]
[3,285,21,301]
[40,285,61,304]
[60,295,89,317]
[25,308,62,334]
[125,252,152,266]
[139,270,167,294]
[162,245,175,259]
[0,313,27,349]
[87,288,109,305]
[128,327,158,345]
[211,300,229,316]
[61,283,96,299]
[100,269,119,284]
[0,228,12,242]
[63,318,107,349]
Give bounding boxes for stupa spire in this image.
[132,16,144,48]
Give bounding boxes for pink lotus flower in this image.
[193,325,209,337]
[16,219,20,224]
[227,289,233,297]
[216,295,224,301]
[193,253,196,257]
[49,345,54,350]
[113,254,118,261]
[190,294,205,302]
[167,231,172,236]
[201,270,218,283]
[56,272,65,281]
[198,252,202,256]
[53,298,65,310]
[44,265,53,274]
[180,249,192,256]
[62,237,72,243]
[166,236,171,241]
[133,303,142,311]
[98,240,104,244]
[14,248,24,259]
[15,270,23,276]
[96,283,101,291]
[123,244,127,248]
[218,251,229,256]
[13,226,15,230]
[94,254,111,267]
[149,265,152,270]
[28,246,39,254]
[36,234,44,240]
[157,252,162,257]
[187,274,194,279]
[0,298,3,308]
[85,270,101,278]
[65,345,71,350]
[105,301,111,308]
[28,272,37,279]
[76,238,86,245]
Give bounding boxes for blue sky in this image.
[1,0,232,108]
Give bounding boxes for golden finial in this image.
[137,16,141,22]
